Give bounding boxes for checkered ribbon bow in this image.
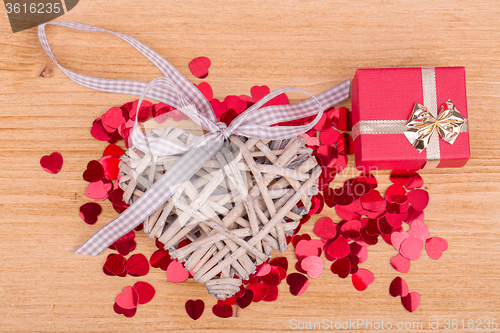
[38,21,350,255]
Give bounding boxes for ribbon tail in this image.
[74,138,223,255]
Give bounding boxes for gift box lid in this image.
[351,67,470,171]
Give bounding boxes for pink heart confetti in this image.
[85,180,109,201]
[408,220,429,241]
[425,237,448,260]
[40,152,63,174]
[115,286,138,310]
[295,239,320,258]
[352,268,374,291]
[301,256,324,279]
[166,260,189,283]
[391,231,409,251]
[390,254,411,273]
[399,237,423,261]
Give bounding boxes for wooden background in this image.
[0,0,499,332]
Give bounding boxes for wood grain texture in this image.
[0,0,499,332]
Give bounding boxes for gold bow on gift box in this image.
[404,100,465,153]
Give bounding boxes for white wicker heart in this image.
[118,126,320,300]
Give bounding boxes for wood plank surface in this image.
[0,0,499,332]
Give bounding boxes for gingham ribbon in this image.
[38,21,350,255]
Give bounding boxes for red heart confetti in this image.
[133,281,155,305]
[262,285,279,302]
[260,266,281,286]
[99,156,120,181]
[385,184,408,204]
[185,299,205,320]
[104,254,127,276]
[329,107,352,131]
[210,99,227,117]
[40,152,63,174]
[351,268,374,291]
[269,256,288,272]
[83,160,105,182]
[313,217,337,239]
[126,254,150,277]
[315,145,338,168]
[255,262,271,277]
[390,170,411,187]
[301,256,324,279]
[102,106,125,132]
[320,127,341,145]
[212,300,233,318]
[401,292,420,312]
[224,95,247,114]
[91,119,112,141]
[150,249,172,271]
[408,189,429,211]
[247,283,268,302]
[250,85,270,102]
[197,82,213,101]
[406,172,424,190]
[166,260,189,283]
[327,236,350,259]
[79,202,102,225]
[425,237,448,260]
[113,302,137,318]
[286,273,309,296]
[330,257,351,279]
[115,286,138,310]
[389,276,409,297]
[103,143,125,157]
[360,189,386,212]
[236,289,254,309]
[312,114,332,132]
[188,56,211,79]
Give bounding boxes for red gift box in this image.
[351,67,470,170]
